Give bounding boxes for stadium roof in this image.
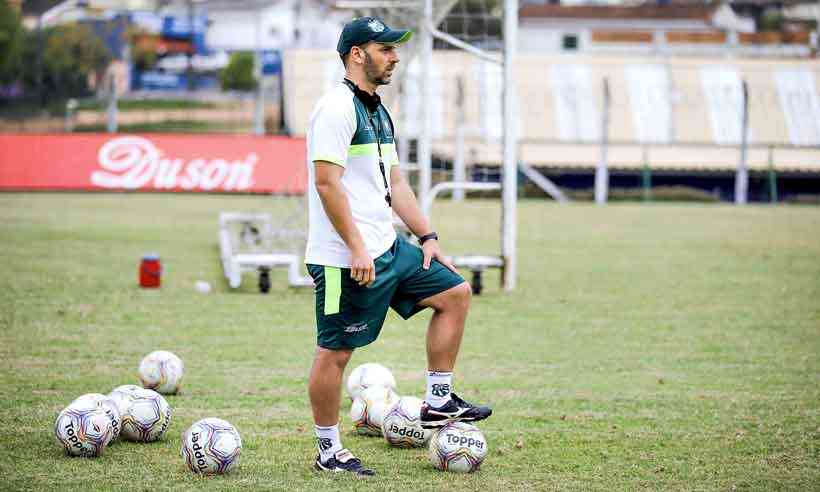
[519,4,717,21]
[520,0,819,21]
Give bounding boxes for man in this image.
[305,16,492,476]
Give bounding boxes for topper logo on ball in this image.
[102,407,119,436]
[190,431,209,472]
[91,136,257,191]
[159,407,172,435]
[388,423,425,440]
[63,421,84,450]
[445,432,485,450]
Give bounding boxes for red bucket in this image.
[139,254,162,288]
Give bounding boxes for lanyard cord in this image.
[342,78,391,207]
[367,110,392,207]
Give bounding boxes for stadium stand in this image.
[283,50,819,173]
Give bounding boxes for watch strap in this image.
[418,232,438,245]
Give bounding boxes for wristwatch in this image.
[418,232,438,245]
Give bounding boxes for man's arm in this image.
[389,166,456,272]
[315,162,375,286]
[389,166,432,238]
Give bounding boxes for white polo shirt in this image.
[305,83,400,267]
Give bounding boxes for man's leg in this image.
[418,282,492,428]
[419,282,472,372]
[308,346,352,426]
[308,346,375,476]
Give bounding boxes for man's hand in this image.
[421,240,457,273]
[350,248,376,287]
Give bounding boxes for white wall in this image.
[518,28,568,53]
[519,25,812,57]
[206,7,295,52]
[204,2,345,52]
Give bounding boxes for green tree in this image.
[21,23,111,99]
[220,52,257,92]
[0,0,24,86]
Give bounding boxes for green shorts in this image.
[307,236,465,350]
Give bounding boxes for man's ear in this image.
[351,44,369,65]
[349,46,361,65]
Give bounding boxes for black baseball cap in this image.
[337,17,412,56]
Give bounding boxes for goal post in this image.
[501,0,517,292]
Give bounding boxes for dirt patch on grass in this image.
[763,452,805,471]
[31,389,63,397]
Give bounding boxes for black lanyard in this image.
[343,79,391,207]
[368,111,392,207]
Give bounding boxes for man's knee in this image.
[314,346,354,369]
[454,281,472,308]
[440,281,471,312]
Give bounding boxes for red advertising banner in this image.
[0,134,307,193]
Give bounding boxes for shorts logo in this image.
[317,437,333,451]
[431,383,450,397]
[344,322,369,333]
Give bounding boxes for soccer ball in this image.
[428,421,488,473]
[110,384,142,395]
[54,400,115,457]
[181,418,242,475]
[73,393,122,440]
[382,396,431,448]
[138,350,184,394]
[110,384,143,396]
[349,386,399,436]
[346,362,396,400]
[120,388,172,442]
[108,384,143,418]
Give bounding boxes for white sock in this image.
[315,424,342,462]
[425,371,453,408]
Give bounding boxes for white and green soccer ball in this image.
[349,385,399,436]
[345,362,397,400]
[181,418,242,475]
[382,396,431,448]
[54,399,115,457]
[428,421,488,473]
[119,388,172,442]
[72,393,121,440]
[138,350,184,394]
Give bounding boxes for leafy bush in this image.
[36,24,110,97]
[0,0,25,86]
[219,52,257,92]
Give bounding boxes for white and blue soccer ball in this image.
[54,399,115,457]
[345,362,397,400]
[349,385,399,436]
[119,388,172,442]
[110,384,143,397]
[72,393,121,440]
[181,418,242,475]
[381,396,431,448]
[138,350,184,394]
[108,384,143,419]
[428,421,488,473]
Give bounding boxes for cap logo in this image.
[368,19,385,32]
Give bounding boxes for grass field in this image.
[1,193,818,491]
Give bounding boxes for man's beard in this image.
[363,52,393,86]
